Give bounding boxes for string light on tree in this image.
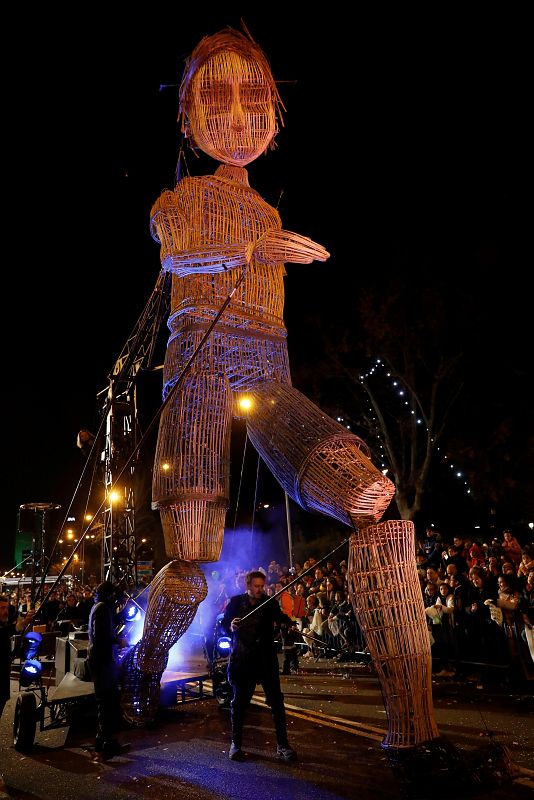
[354,358,474,496]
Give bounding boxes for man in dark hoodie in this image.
[87,581,129,761]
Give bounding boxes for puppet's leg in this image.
[244,382,443,754]
[346,521,439,748]
[244,380,394,527]
[346,521,477,787]
[153,368,232,562]
[121,369,232,725]
[121,560,207,725]
[246,380,511,786]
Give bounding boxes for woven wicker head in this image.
[179,27,284,165]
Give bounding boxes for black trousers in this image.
[228,654,289,748]
[91,663,120,748]
[282,647,299,674]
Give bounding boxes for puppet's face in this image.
[188,50,276,166]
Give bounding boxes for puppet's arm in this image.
[253,228,329,264]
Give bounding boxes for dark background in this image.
[2,6,531,571]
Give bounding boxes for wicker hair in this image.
[179,25,284,148]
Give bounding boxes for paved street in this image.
[1,653,533,800]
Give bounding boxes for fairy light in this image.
[353,357,474,496]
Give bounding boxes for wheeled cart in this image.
[13,670,95,752]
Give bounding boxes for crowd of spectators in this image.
[4,585,99,636]
[5,527,533,686]
[203,527,534,683]
[417,528,534,682]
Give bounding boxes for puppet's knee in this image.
[245,380,394,527]
[152,369,232,561]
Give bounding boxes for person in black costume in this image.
[87,581,129,761]
[221,570,297,762]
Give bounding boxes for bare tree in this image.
[300,277,467,523]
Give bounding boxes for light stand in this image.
[19,502,61,607]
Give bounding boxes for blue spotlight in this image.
[124,602,141,622]
[19,658,42,688]
[216,636,231,657]
[22,631,42,660]
[116,599,144,646]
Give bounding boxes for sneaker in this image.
[229,742,245,761]
[336,651,352,662]
[101,741,130,760]
[433,668,455,678]
[276,745,297,762]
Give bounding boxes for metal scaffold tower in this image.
[102,386,138,588]
[100,270,170,587]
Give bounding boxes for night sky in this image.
[2,7,530,571]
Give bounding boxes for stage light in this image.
[116,597,144,646]
[216,635,231,657]
[19,658,42,688]
[124,602,140,621]
[22,631,42,661]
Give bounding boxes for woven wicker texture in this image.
[139,560,207,670]
[163,325,291,392]
[129,29,442,745]
[121,560,207,725]
[120,642,164,726]
[347,521,440,749]
[151,29,329,563]
[152,370,232,561]
[245,380,395,527]
[151,172,327,558]
[179,28,284,164]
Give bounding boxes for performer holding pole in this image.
[220,570,297,762]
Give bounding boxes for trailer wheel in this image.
[212,668,231,708]
[13,692,37,752]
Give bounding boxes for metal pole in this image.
[285,492,293,571]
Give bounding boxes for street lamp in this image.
[238,395,253,412]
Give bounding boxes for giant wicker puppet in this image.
[121,26,442,758]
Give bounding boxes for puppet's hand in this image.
[254,229,329,265]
